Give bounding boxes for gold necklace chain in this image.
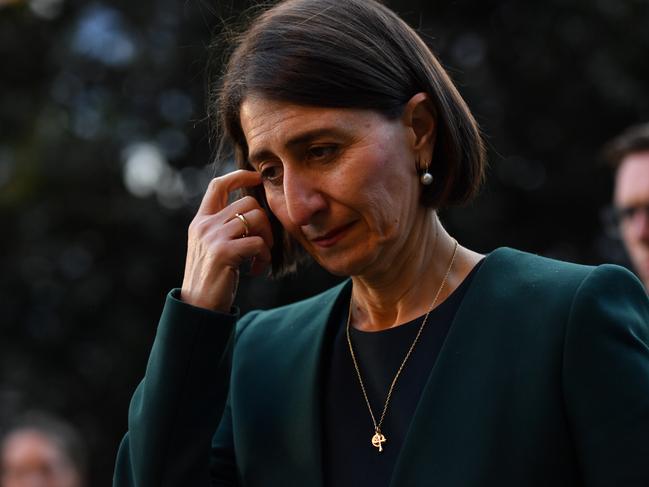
[345,239,458,453]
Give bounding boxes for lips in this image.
[311,221,356,248]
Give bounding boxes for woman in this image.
[113,1,649,486]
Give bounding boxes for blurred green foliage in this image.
[1,0,648,484]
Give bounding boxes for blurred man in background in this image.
[604,123,649,291]
[0,412,85,487]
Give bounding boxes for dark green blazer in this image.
[114,248,649,486]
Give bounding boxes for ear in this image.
[402,92,436,164]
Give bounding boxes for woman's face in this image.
[239,96,432,277]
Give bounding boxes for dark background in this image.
[1,0,647,484]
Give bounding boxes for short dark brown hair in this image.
[603,122,649,170]
[211,0,486,275]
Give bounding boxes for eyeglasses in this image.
[613,204,649,226]
[601,204,649,239]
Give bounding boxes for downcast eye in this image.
[308,145,337,159]
[260,165,284,185]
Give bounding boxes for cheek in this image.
[264,188,287,223]
[357,149,416,214]
[265,189,300,235]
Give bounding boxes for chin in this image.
[300,230,388,276]
[311,248,381,277]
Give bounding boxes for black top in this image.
[322,261,482,487]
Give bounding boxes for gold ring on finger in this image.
[235,212,250,238]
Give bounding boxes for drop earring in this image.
[420,169,433,186]
[416,158,433,185]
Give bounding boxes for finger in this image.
[221,195,263,220]
[218,205,274,249]
[198,170,262,216]
[206,209,273,250]
[211,195,273,247]
[240,208,274,249]
[224,236,272,269]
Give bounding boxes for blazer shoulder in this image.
[569,263,648,320]
[491,246,591,274]
[485,247,597,293]
[478,247,645,309]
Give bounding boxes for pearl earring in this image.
[417,157,433,185]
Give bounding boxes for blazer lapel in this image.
[388,249,510,486]
[281,280,351,487]
[237,280,350,487]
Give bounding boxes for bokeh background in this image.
[1,0,648,484]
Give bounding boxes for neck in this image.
[349,213,459,332]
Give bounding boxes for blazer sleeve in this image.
[113,289,252,487]
[562,265,649,487]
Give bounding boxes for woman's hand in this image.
[180,170,273,312]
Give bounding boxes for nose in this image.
[282,166,327,227]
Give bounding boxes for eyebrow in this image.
[248,127,345,166]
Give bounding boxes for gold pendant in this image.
[371,431,386,452]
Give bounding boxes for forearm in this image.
[113,289,237,487]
